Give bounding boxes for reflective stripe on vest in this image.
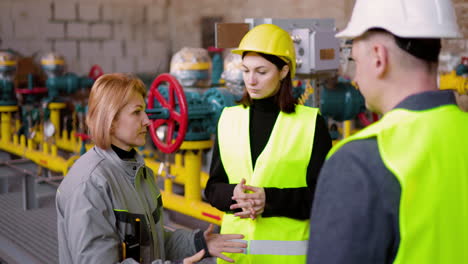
[328,105,468,263]
[217,105,318,263]
[230,239,308,255]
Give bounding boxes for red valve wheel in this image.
[74,132,91,141]
[88,64,104,80]
[16,87,48,94]
[461,56,468,66]
[147,73,188,153]
[357,112,379,127]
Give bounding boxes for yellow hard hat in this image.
[232,24,296,78]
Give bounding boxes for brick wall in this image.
[0,0,170,75]
[443,0,468,54]
[1,0,466,75]
[166,0,354,54]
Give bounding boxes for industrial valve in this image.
[320,78,366,121]
[147,73,189,154]
[0,51,18,106]
[170,47,212,88]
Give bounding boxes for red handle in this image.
[88,64,104,80]
[357,112,379,127]
[16,87,48,94]
[147,73,188,153]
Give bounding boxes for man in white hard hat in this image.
[307,0,468,263]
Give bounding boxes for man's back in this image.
[307,90,468,263]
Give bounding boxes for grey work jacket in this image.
[56,147,198,264]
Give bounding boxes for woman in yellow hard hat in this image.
[205,23,332,263]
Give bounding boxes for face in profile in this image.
[110,92,151,150]
[241,52,283,99]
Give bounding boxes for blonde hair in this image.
[86,73,147,149]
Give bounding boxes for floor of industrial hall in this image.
[0,151,216,264]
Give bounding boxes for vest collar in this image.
[394,90,456,111]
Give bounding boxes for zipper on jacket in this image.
[134,166,158,259]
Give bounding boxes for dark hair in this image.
[366,28,441,62]
[238,52,297,113]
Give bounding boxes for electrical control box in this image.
[215,18,340,76]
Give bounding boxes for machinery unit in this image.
[440,57,468,95]
[40,53,96,103]
[146,76,240,150]
[221,52,244,96]
[235,18,340,76]
[0,51,18,106]
[320,78,366,121]
[208,46,224,86]
[0,52,103,178]
[170,47,212,88]
[40,52,66,78]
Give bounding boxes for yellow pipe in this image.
[144,140,219,223]
[43,142,49,155]
[20,135,26,148]
[52,144,58,156]
[164,178,173,193]
[145,157,209,188]
[1,112,12,144]
[49,102,66,142]
[62,130,68,142]
[32,128,88,154]
[343,120,352,138]
[161,190,223,225]
[440,71,468,95]
[0,105,20,144]
[0,141,77,175]
[180,140,213,150]
[27,139,34,151]
[175,153,182,166]
[184,150,202,201]
[56,137,80,153]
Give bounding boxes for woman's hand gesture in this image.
[203,224,247,263]
[230,178,266,219]
[183,249,205,264]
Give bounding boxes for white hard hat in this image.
[336,0,462,39]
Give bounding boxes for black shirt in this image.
[111,145,136,160]
[205,96,332,219]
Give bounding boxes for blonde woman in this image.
[56,73,245,264]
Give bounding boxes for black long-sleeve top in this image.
[205,96,332,219]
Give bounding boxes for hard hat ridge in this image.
[232,24,297,78]
[336,0,461,39]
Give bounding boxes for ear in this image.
[280,65,289,80]
[372,43,388,78]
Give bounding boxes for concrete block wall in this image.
[167,0,354,54]
[1,0,467,76]
[0,0,170,75]
[443,0,468,54]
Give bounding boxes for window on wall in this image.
[201,16,223,49]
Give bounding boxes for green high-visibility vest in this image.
[217,104,318,264]
[329,104,468,263]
